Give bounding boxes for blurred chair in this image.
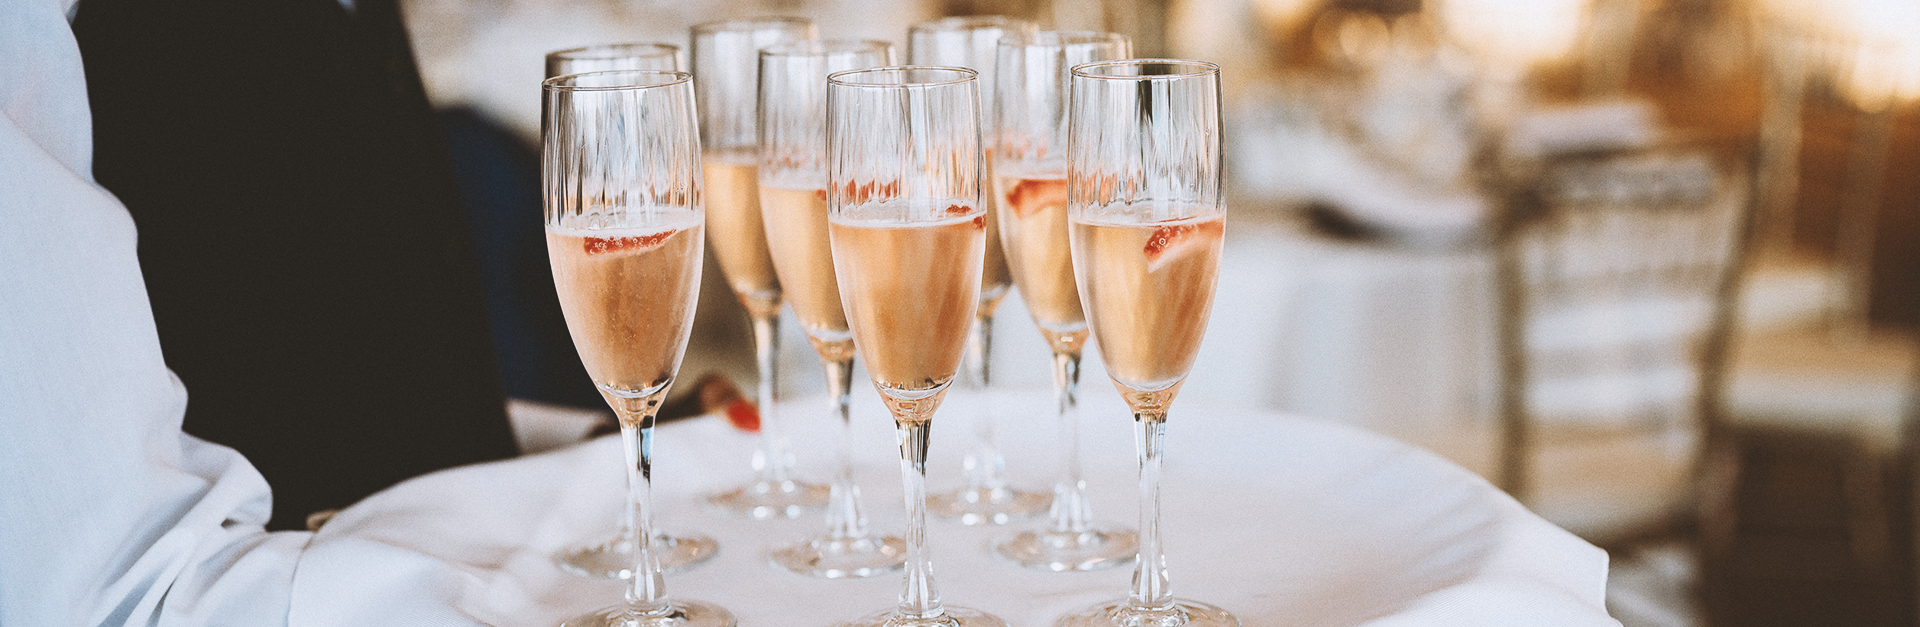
[1489,139,1755,545]
[1451,0,1786,556]
[1722,10,1920,462]
[1696,15,1920,625]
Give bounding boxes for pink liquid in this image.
[704,149,782,316]
[994,171,1086,352]
[830,202,986,421]
[983,180,1013,310]
[979,164,1014,310]
[761,184,854,362]
[547,219,704,397]
[1071,210,1223,395]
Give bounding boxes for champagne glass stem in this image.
[963,314,1005,489]
[1049,348,1093,534]
[613,399,672,619]
[619,477,637,543]
[826,357,867,539]
[897,420,945,620]
[1129,413,1172,611]
[751,313,793,482]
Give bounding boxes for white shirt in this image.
[0,2,478,624]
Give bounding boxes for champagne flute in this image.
[988,30,1137,572]
[758,39,908,578]
[543,44,719,580]
[826,66,1005,627]
[692,17,832,520]
[542,69,733,627]
[908,15,1049,526]
[547,42,684,77]
[1055,60,1238,627]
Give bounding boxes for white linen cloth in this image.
[323,386,1620,626]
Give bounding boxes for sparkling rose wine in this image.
[547,218,705,396]
[761,182,854,362]
[829,201,986,420]
[704,149,782,315]
[979,156,1013,307]
[1071,209,1223,394]
[993,169,1085,351]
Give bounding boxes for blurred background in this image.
[400,0,1920,625]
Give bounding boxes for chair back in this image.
[1491,140,1758,528]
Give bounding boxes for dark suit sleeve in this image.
[73,0,519,530]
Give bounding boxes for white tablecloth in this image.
[304,386,1618,626]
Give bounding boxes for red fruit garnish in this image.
[688,373,755,431]
[1143,218,1223,272]
[583,230,677,255]
[942,204,985,230]
[834,181,901,204]
[1003,178,1068,218]
[723,399,761,432]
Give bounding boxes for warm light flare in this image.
[1250,0,1319,34]
[1846,39,1920,108]
[1841,0,1920,106]
[1763,0,1920,106]
[1438,0,1591,69]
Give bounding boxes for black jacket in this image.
[73,0,518,530]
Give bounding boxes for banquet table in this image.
[295,386,1617,626]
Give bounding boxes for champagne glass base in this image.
[768,533,908,578]
[559,599,737,627]
[833,605,1009,627]
[708,479,831,520]
[556,533,719,578]
[1052,599,1240,627]
[991,527,1136,572]
[927,486,1049,526]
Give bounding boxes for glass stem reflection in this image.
[618,472,637,549]
[1049,348,1093,534]
[825,357,867,539]
[962,314,1005,489]
[1129,413,1173,612]
[614,395,673,619]
[750,313,794,483]
[897,420,944,621]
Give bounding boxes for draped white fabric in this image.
[318,387,1622,626]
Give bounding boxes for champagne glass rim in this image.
[544,69,691,92]
[1070,59,1220,81]
[547,42,680,62]
[909,14,1032,34]
[998,30,1130,49]
[762,38,894,58]
[691,15,813,35]
[828,65,977,88]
